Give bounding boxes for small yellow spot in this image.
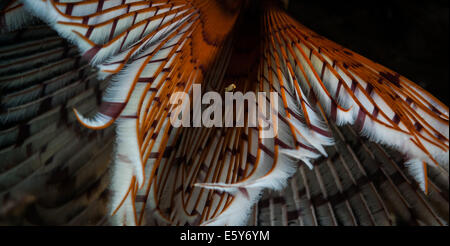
[225,83,236,92]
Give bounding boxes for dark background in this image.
[287,0,449,104]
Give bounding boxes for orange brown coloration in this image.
[0,0,447,226]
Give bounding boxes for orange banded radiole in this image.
[1,0,447,226]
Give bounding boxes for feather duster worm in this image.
[0,0,447,226]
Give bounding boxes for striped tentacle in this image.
[130,2,257,225]
[107,0,242,225]
[187,0,449,225]
[136,31,239,225]
[267,4,449,192]
[193,1,336,225]
[256,122,448,226]
[13,0,243,226]
[135,18,241,227]
[18,0,196,129]
[2,0,447,226]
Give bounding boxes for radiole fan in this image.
[0,0,448,226]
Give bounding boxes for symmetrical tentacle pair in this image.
[1,0,447,226]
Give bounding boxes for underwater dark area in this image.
[288,0,449,104]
